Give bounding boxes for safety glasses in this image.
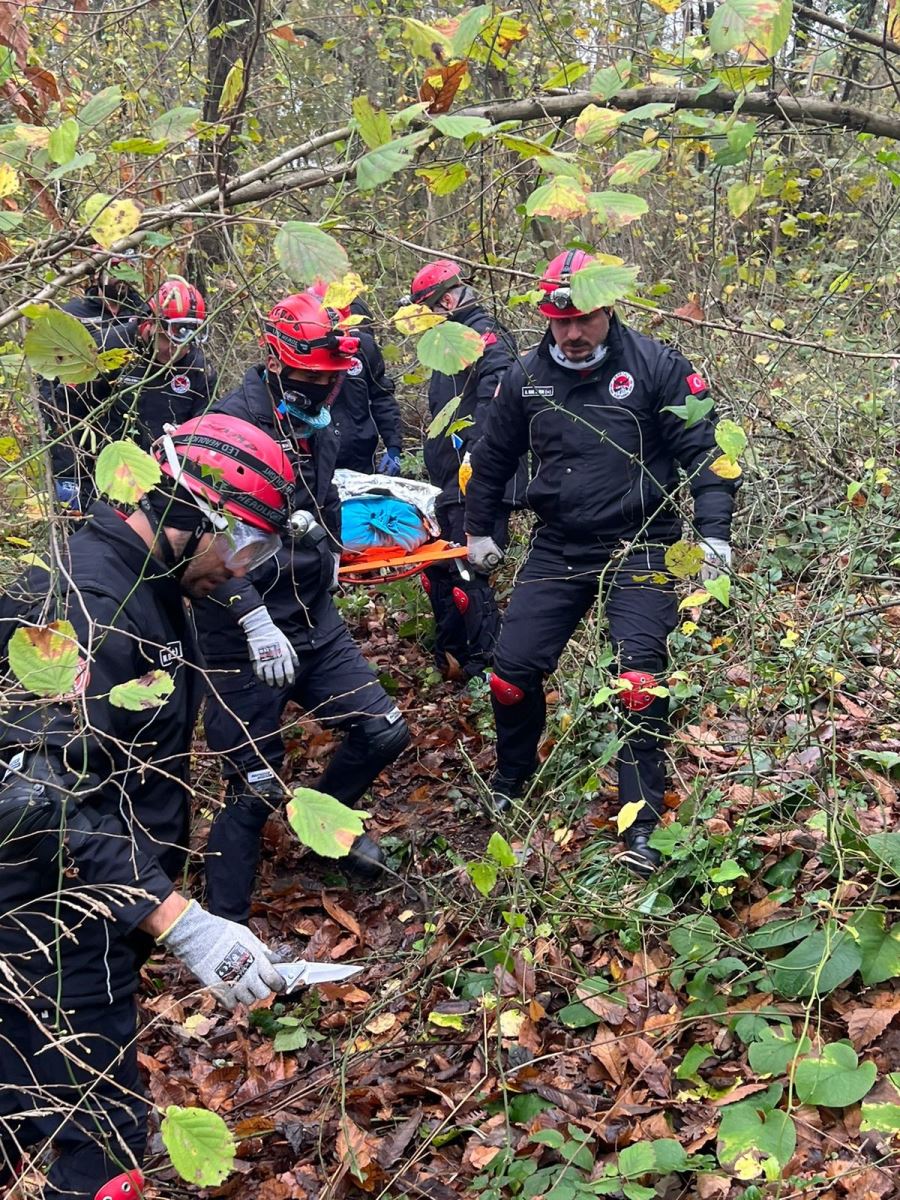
[163,318,208,345]
[211,520,281,573]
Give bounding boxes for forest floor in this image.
[135,581,900,1200]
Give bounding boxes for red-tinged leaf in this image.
[419,60,468,114]
[0,0,30,64]
[674,295,705,322]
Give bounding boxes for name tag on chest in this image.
[522,385,554,398]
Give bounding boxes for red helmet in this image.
[408,258,464,308]
[537,250,597,318]
[141,277,207,343]
[94,1171,145,1200]
[307,278,350,321]
[263,292,359,371]
[157,413,295,533]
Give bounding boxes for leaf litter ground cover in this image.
[133,587,899,1200]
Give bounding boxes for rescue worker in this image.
[195,292,411,923]
[406,258,522,680]
[464,249,738,875]
[0,415,295,1199]
[38,250,145,511]
[308,284,403,475]
[116,277,217,448]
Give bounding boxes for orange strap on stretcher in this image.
[338,540,468,576]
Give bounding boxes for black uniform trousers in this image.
[491,537,678,824]
[424,501,510,680]
[203,624,398,917]
[0,997,145,1200]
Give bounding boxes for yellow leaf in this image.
[392,303,445,335]
[498,1008,525,1037]
[649,0,683,9]
[218,58,245,116]
[616,801,646,834]
[710,454,743,480]
[678,590,711,610]
[681,620,698,635]
[0,163,19,199]
[324,271,366,311]
[15,124,50,148]
[5,536,31,548]
[365,1012,397,1035]
[91,199,142,250]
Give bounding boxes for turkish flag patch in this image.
[481,331,497,347]
[686,373,707,394]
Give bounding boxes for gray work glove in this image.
[466,534,504,574]
[699,537,732,583]
[239,605,298,688]
[159,900,286,1010]
[330,551,342,593]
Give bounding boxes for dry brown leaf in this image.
[336,1117,381,1190]
[590,1024,626,1085]
[847,1002,900,1050]
[673,295,705,322]
[321,890,362,940]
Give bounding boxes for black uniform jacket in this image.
[114,341,217,448]
[332,326,402,469]
[466,316,738,556]
[38,293,142,480]
[0,502,203,1004]
[192,366,344,659]
[423,303,524,509]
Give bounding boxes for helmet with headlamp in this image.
[537,250,597,318]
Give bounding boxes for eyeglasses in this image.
[212,520,281,573]
[162,318,208,345]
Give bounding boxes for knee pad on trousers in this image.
[452,586,469,615]
[617,669,661,713]
[347,709,411,767]
[421,574,432,596]
[228,771,285,830]
[490,672,526,706]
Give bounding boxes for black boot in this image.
[488,771,528,815]
[621,822,661,878]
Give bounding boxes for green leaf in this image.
[543,61,589,89]
[109,669,175,711]
[431,114,492,140]
[709,857,746,882]
[861,1077,900,1133]
[218,58,244,115]
[864,832,900,876]
[8,621,80,697]
[449,3,491,57]
[661,392,714,429]
[794,1042,877,1108]
[416,162,469,195]
[766,927,861,999]
[748,1027,811,1076]
[717,1101,796,1177]
[608,149,662,186]
[110,137,169,155]
[588,188,652,225]
[674,1043,715,1082]
[525,177,590,219]
[47,151,97,180]
[468,860,498,896]
[428,1010,466,1031]
[557,1001,600,1028]
[747,915,819,950]
[590,57,633,101]
[530,1129,565,1149]
[160,1105,235,1186]
[574,105,622,144]
[486,831,516,869]
[715,418,748,462]
[80,85,123,127]
[705,576,731,608]
[48,119,79,166]
[570,263,639,312]
[273,1021,309,1051]
[649,1139,689,1173]
[352,95,391,149]
[618,1141,656,1178]
[668,914,721,961]
[0,48,14,88]
[623,102,675,123]
[273,221,349,286]
[728,180,758,218]
[665,540,705,579]
[847,909,900,985]
[150,106,202,142]
[286,787,368,858]
[24,310,99,384]
[357,138,417,191]
[95,440,161,504]
[507,1093,555,1124]
[427,396,461,440]
[709,0,793,57]
[418,321,485,375]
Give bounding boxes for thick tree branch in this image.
[1,85,898,331]
[794,2,900,56]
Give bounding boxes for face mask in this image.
[267,370,335,418]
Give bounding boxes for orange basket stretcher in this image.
[335,469,469,586]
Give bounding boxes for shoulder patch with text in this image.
[609,371,635,400]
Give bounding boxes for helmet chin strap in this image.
[140,433,226,577]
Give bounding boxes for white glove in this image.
[467,534,504,574]
[331,551,341,592]
[159,900,286,1010]
[699,537,732,583]
[239,606,298,688]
